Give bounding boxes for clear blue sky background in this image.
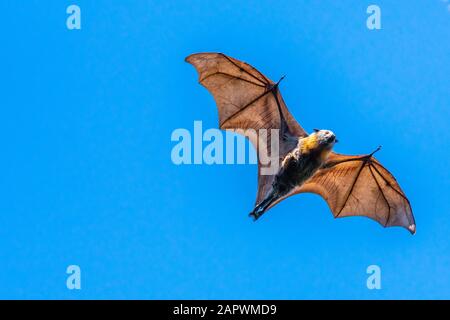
[1,1,449,299]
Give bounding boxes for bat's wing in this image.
[293,152,415,234]
[186,53,308,204]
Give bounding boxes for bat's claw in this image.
[369,145,382,157]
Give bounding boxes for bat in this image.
[185,52,416,234]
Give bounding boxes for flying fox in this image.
[186,52,415,234]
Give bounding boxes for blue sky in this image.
[1,0,449,299]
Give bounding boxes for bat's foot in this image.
[249,207,264,221]
[249,193,277,221]
[249,211,260,221]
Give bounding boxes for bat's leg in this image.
[249,190,279,221]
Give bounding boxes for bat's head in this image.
[312,129,337,150]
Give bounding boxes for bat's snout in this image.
[323,130,337,144]
[314,129,337,148]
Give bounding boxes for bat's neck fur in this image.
[298,134,332,163]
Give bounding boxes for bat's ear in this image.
[313,128,319,133]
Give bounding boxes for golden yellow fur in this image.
[300,134,318,154]
[300,134,332,162]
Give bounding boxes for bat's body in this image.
[251,130,336,219]
[186,52,416,234]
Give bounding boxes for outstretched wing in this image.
[296,152,416,234]
[186,53,307,204]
